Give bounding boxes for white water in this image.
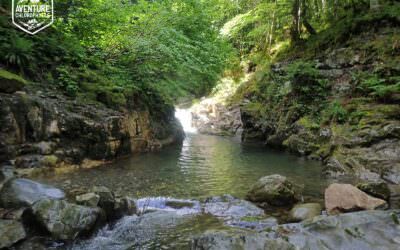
[175,108,197,134]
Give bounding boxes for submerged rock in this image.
[0,219,27,248]
[0,178,65,208]
[356,182,391,201]
[325,183,387,215]
[31,199,101,240]
[246,175,300,206]
[289,203,322,222]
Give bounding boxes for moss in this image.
[297,116,320,130]
[42,155,59,168]
[391,213,399,225]
[0,69,27,84]
[240,216,267,222]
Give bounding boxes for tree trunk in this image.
[291,0,301,42]
[302,0,317,35]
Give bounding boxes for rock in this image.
[191,231,295,250]
[91,186,115,218]
[14,237,53,250]
[0,165,15,190]
[76,193,100,207]
[0,69,26,94]
[112,197,137,219]
[356,182,391,201]
[204,195,264,219]
[280,210,400,250]
[246,175,300,206]
[0,178,65,208]
[226,217,278,231]
[0,219,26,248]
[289,203,322,222]
[31,199,101,240]
[325,183,387,215]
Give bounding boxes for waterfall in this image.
[175,108,197,134]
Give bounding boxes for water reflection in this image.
[33,134,327,200]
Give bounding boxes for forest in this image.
[0,0,400,249]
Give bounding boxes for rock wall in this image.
[0,86,183,169]
[239,22,400,184]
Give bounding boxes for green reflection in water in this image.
[33,134,327,200]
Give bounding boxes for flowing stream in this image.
[32,108,329,249]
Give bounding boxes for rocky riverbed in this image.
[1,165,399,249]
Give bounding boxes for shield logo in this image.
[12,0,54,35]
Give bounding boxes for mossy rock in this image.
[0,69,27,93]
[356,182,391,201]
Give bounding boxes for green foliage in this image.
[322,101,348,124]
[286,61,328,104]
[354,72,400,101]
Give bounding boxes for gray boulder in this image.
[0,219,26,248]
[280,210,400,250]
[32,199,101,240]
[246,175,300,206]
[0,178,65,208]
[289,203,322,222]
[204,195,264,219]
[191,231,295,250]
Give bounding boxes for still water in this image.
[34,133,327,200]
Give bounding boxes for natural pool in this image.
[34,133,327,201]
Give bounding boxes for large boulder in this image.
[289,203,322,222]
[31,199,101,240]
[356,182,391,201]
[0,219,26,248]
[246,175,300,206]
[0,69,26,94]
[325,183,387,215]
[191,231,295,250]
[0,178,65,208]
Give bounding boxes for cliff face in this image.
[238,19,400,184]
[0,84,183,169]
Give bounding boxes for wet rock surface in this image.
[0,219,27,248]
[288,203,322,222]
[192,210,400,250]
[191,231,295,250]
[31,199,102,240]
[0,178,65,208]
